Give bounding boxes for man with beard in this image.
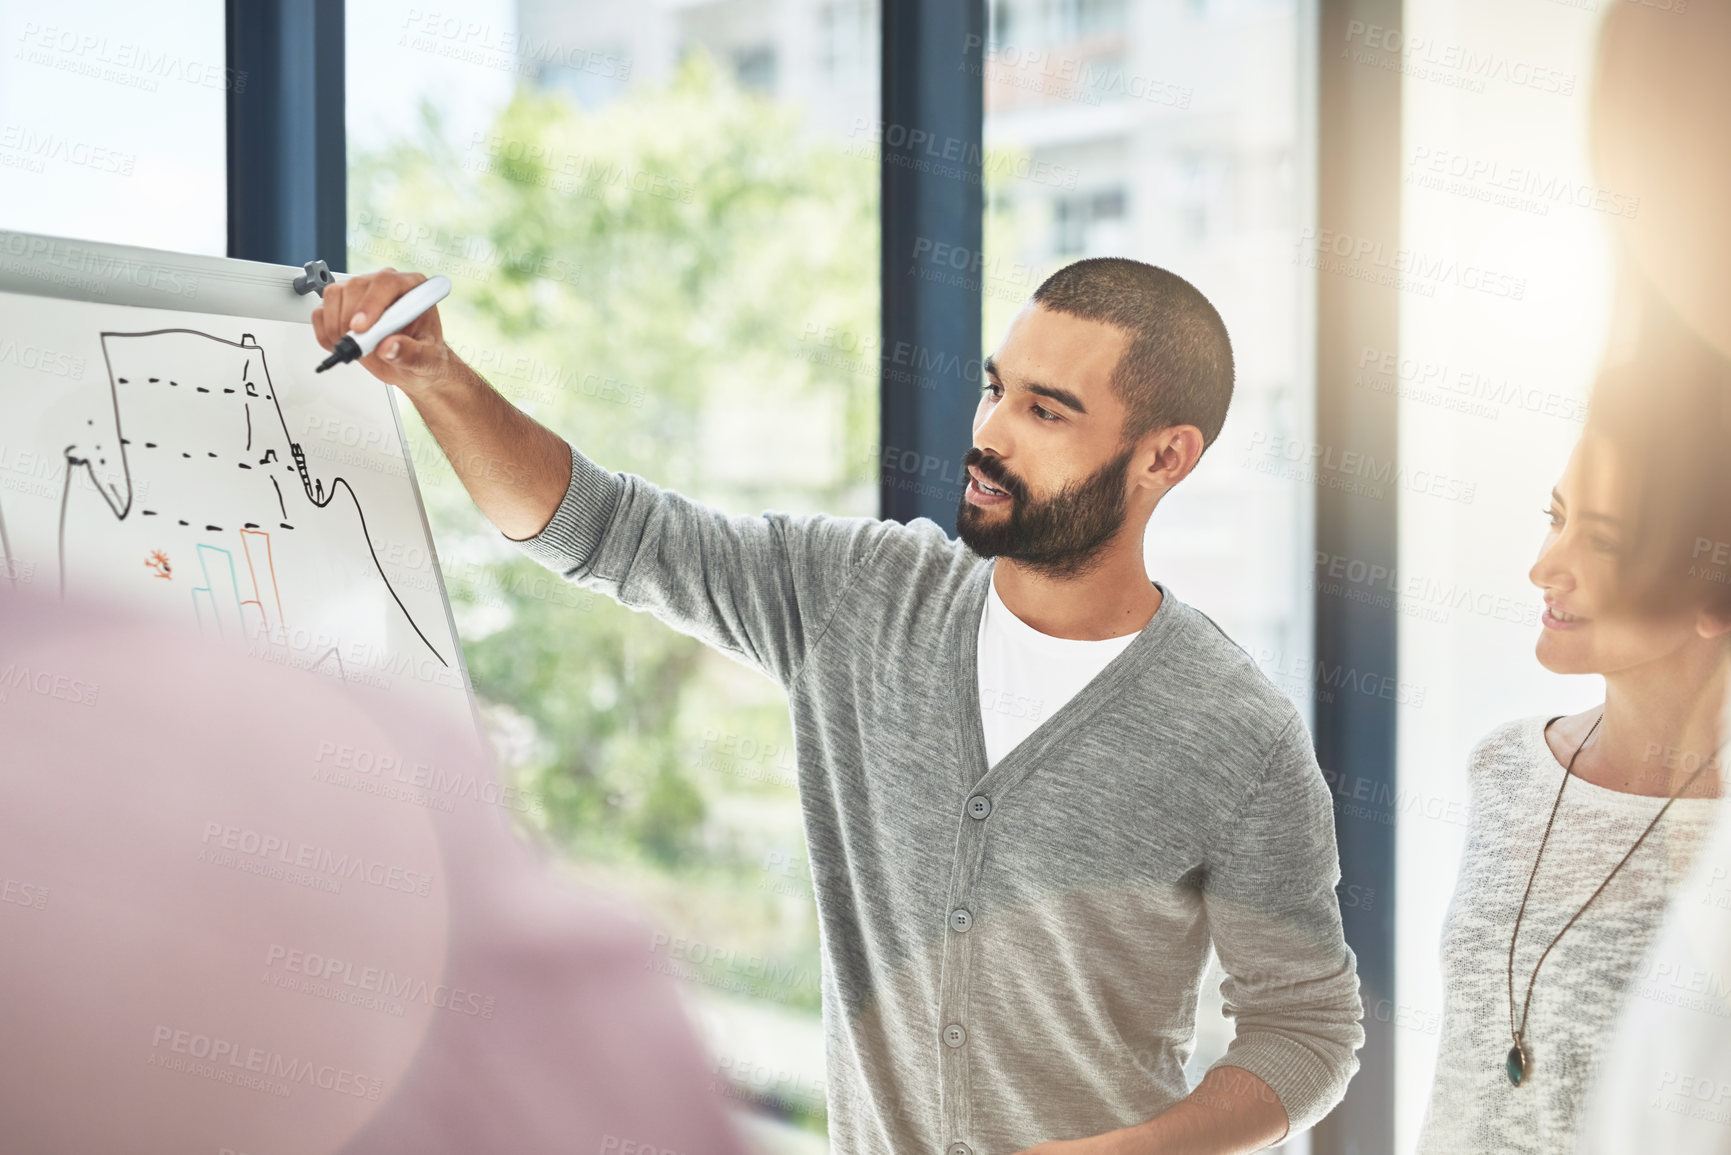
[314,257,1364,1154]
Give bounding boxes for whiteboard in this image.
[0,229,474,724]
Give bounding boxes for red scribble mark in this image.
[146,550,172,579]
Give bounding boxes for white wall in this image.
[1395,3,1615,1149]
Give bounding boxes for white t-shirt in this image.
[976,575,1142,769]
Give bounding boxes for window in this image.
[1172,151,1233,243]
[536,46,631,110]
[1052,187,1129,256]
[732,44,778,93]
[991,0,1130,47]
[347,2,878,1148]
[0,0,227,254]
[817,0,877,85]
[1072,0,1131,40]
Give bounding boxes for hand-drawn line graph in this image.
[55,327,449,667]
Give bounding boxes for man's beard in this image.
[955,443,1135,579]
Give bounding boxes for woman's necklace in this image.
[1504,713,1715,1087]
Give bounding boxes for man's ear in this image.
[1696,603,1731,641]
[1139,424,1206,492]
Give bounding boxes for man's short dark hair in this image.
[1029,257,1235,450]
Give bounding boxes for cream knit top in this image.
[1418,715,1716,1154]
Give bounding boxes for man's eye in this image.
[1033,406,1057,421]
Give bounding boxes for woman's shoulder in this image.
[1465,714,1558,782]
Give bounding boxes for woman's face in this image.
[1529,431,1704,676]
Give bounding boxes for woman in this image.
[1577,0,1731,1146]
[1417,328,1731,1153]
[1418,0,1731,1143]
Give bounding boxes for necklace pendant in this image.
[1506,1041,1530,1087]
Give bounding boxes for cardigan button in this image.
[966,794,991,820]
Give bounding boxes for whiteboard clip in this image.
[293,259,335,297]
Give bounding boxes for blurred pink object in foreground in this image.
[0,588,751,1155]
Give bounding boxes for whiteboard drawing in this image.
[63,326,448,666]
[0,289,466,715]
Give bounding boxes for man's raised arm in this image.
[310,268,574,541]
[313,269,902,689]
